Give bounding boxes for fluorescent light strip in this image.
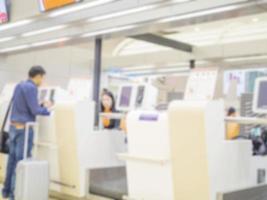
[123,61,207,72]
[49,0,115,17]
[157,67,190,73]
[123,63,192,72]
[126,72,190,78]
[89,5,157,22]
[123,65,156,71]
[0,45,30,53]
[124,66,190,75]
[158,5,241,23]
[89,0,193,22]
[0,37,15,43]
[125,69,190,76]
[171,0,192,2]
[225,55,267,62]
[22,25,67,37]
[125,69,156,75]
[31,37,71,47]
[0,37,71,53]
[82,25,136,38]
[0,19,33,32]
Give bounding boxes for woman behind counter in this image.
[226,107,240,140]
[101,89,120,129]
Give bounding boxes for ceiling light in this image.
[82,25,136,38]
[224,55,267,62]
[88,0,192,22]
[123,65,156,71]
[125,69,157,75]
[0,19,33,32]
[0,37,15,43]
[252,18,259,23]
[171,0,192,3]
[22,25,67,37]
[124,66,190,76]
[165,61,209,68]
[165,62,191,67]
[88,5,156,22]
[157,67,190,73]
[0,45,30,53]
[32,37,71,47]
[158,5,241,23]
[194,27,200,32]
[49,0,115,17]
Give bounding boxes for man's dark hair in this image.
[28,66,46,78]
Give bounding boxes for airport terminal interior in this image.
[1,0,267,200]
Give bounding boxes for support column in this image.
[190,59,195,69]
[92,38,102,127]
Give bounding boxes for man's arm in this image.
[23,85,50,116]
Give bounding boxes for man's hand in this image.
[42,101,54,109]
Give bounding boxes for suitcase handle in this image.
[24,122,39,160]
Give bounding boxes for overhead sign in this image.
[39,0,82,12]
[185,67,218,101]
[0,0,8,24]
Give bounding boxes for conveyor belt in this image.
[89,167,128,200]
[217,184,267,200]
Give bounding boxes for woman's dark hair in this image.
[101,89,116,112]
[227,107,236,116]
[29,66,46,78]
[101,89,120,129]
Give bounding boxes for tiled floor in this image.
[0,186,58,200]
[0,186,111,200]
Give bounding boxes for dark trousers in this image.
[2,126,33,200]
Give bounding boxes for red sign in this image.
[0,0,8,24]
[0,12,8,23]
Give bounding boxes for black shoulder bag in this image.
[0,100,13,154]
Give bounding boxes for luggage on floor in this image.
[15,123,49,200]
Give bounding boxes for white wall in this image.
[10,0,39,21]
[0,45,93,91]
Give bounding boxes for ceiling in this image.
[113,12,267,56]
[0,0,267,77]
[0,0,266,54]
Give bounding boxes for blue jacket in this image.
[10,80,50,124]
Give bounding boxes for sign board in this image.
[185,68,218,101]
[39,0,82,12]
[0,0,8,24]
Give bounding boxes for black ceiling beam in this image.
[131,33,193,53]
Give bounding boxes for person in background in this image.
[2,66,52,200]
[101,89,120,129]
[226,107,240,140]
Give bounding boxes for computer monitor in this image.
[116,84,158,112]
[39,88,58,104]
[253,77,267,114]
[135,85,145,108]
[116,85,135,112]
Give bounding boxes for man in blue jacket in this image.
[2,66,51,200]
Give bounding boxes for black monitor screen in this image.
[119,86,132,107]
[257,81,267,110]
[50,89,55,103]
[135,86,145,108]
